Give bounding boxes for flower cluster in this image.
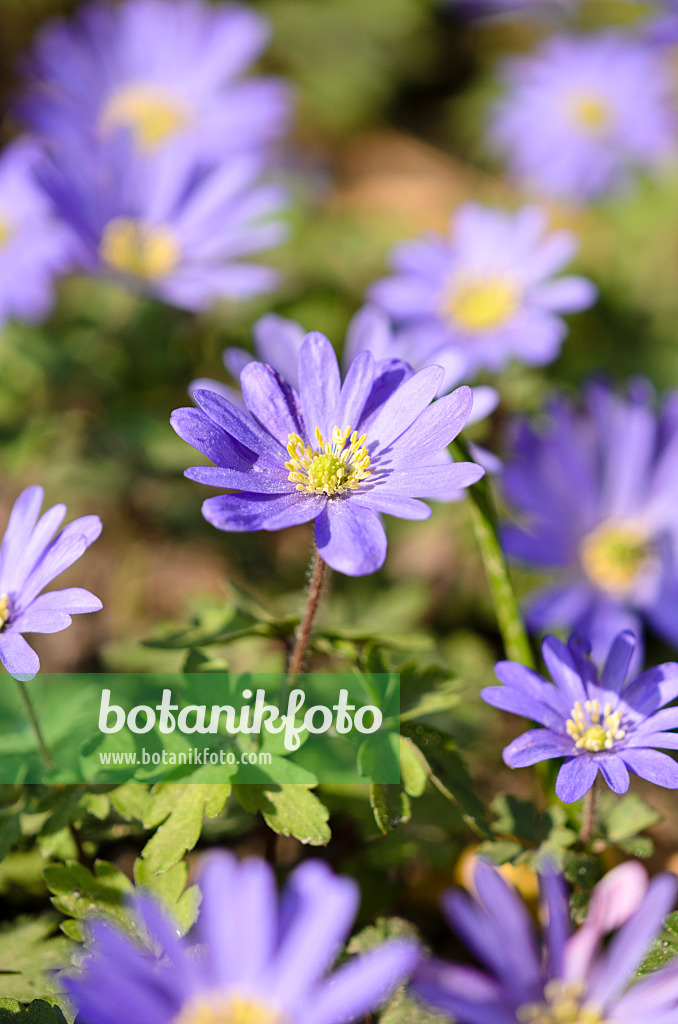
[65,852,420,1024]
[0,486,102,681]
[502,378,678,666]
[368,204,597,386]
[172,329,484,576]
[491,33,677,201]
[482,630,678,802]
[414,858,678,1024]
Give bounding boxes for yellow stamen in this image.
[566,698,626,753]
[568,93,611,133]
[445,277,520,333]
[0,594,9,631]
[102,84,189,151]
[517,980,606,1024]
[100,218,179,280]
[174,995,285,1024]
[580,521,651,597]
[286,425,371,496]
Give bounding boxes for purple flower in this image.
[482,630,678,802]
[502,379,678,667]
[39,136,286,311]
[65,852,420,1024]
[0,140,73,329]
[645,0,678,45]
[0,486,102,682]
[17,0,291,160]
[172,331,485,576]
[490,34,677,201]
[450,0,578,21]
[413,857,678,1024]
[367,204,596,384]
[193,305,499,424]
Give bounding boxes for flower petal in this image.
[315,500,387,576]
[0,631,40,681]
[555,756,599,803]
[202,493,324,532]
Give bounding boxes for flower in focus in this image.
[39,138,286,311]
[502,378,678,666]
[413,857,678,1024]
[192,304,499,425]
[172,330,484,575]
[65,851,420,1024]
[0,486,102,681]
[490,34,676,201]
[0,140,73,330]
[367,204,596,384]
[482,630,678,802]
[17,0,291,160]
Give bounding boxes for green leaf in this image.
[379,989,450,1024]
[140,782,231,874]
[44,860,135,940]
[347,917,419,955]
[399,736,428,799]
[638,912,678,975]
[234,785,330,845]
[132,859,200,935]
[599,792,661,852]
[369,784,411,835]
[0,917,73,1001]
[0,1001,68,1024]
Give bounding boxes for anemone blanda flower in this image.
[367,204,596,384]
[17,0,291,160]
[481,630,678,802]
[39,136,286,311]
[191,304,499,424]
[0,140,73,330]
[172,331,485,576]
[502,378,678,668]
[0,486,102,682]
[65,851,420,1024]
[490,33,677,202]
[413,857,678,1024]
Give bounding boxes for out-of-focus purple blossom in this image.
[413,858,678,1024]
[490,34,677,202]
[482,630,678,802]
[367,204,596,385]
[0,486,102,681]
[65,851,420,1024]
[450,0,578,22]
[17,0,292,161]
[38,136,287,311]
[646,0,678,44]
[0,140,73,330]
[192,305,499,426]
[503,378,678,667]
[172,331,484,576]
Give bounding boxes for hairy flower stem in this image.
[452,439,535,668]
[15,679,54,770]
[288,550,327,675]
[581,780,598,845]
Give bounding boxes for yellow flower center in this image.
[100,218,179,280]
[286,426,371,495]
[174,995,285,1024]
[0,218,12,250]
[0,594,10,632]
[517,981,606,1024]
[568,93,611,134]
[446,277,520,333]
[102,84,189,151]
[580,521,651,597]
[566,699,626,753]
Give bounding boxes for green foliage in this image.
[44,861,136,942]
[597,792,662,858]
[479,795,577,870]
[139,782,231,873]
[0,919,72,1002]
[639,912,678,975]
[234,785,331,845]
[0,1003,68,1024]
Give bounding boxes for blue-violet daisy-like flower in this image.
[39,137,286,311]
[481,630,678,802]
[367,204,596,384]
[0,485,102,681]
[64,851,420,1024]
[503,378,678,666]
[0,140,73,330]
[490,33,676,201]
[172,330,485,575]
[413,857,678,1024]
[17,0,291,160]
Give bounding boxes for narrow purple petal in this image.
[555,757,599,803]
[0,631,40,680]
[314,500,387,577]
[203,493,324,532]
[503,728,574,768]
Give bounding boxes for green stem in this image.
[452,438,535,669]
[15,678,54,770]
[288,550,328,675]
